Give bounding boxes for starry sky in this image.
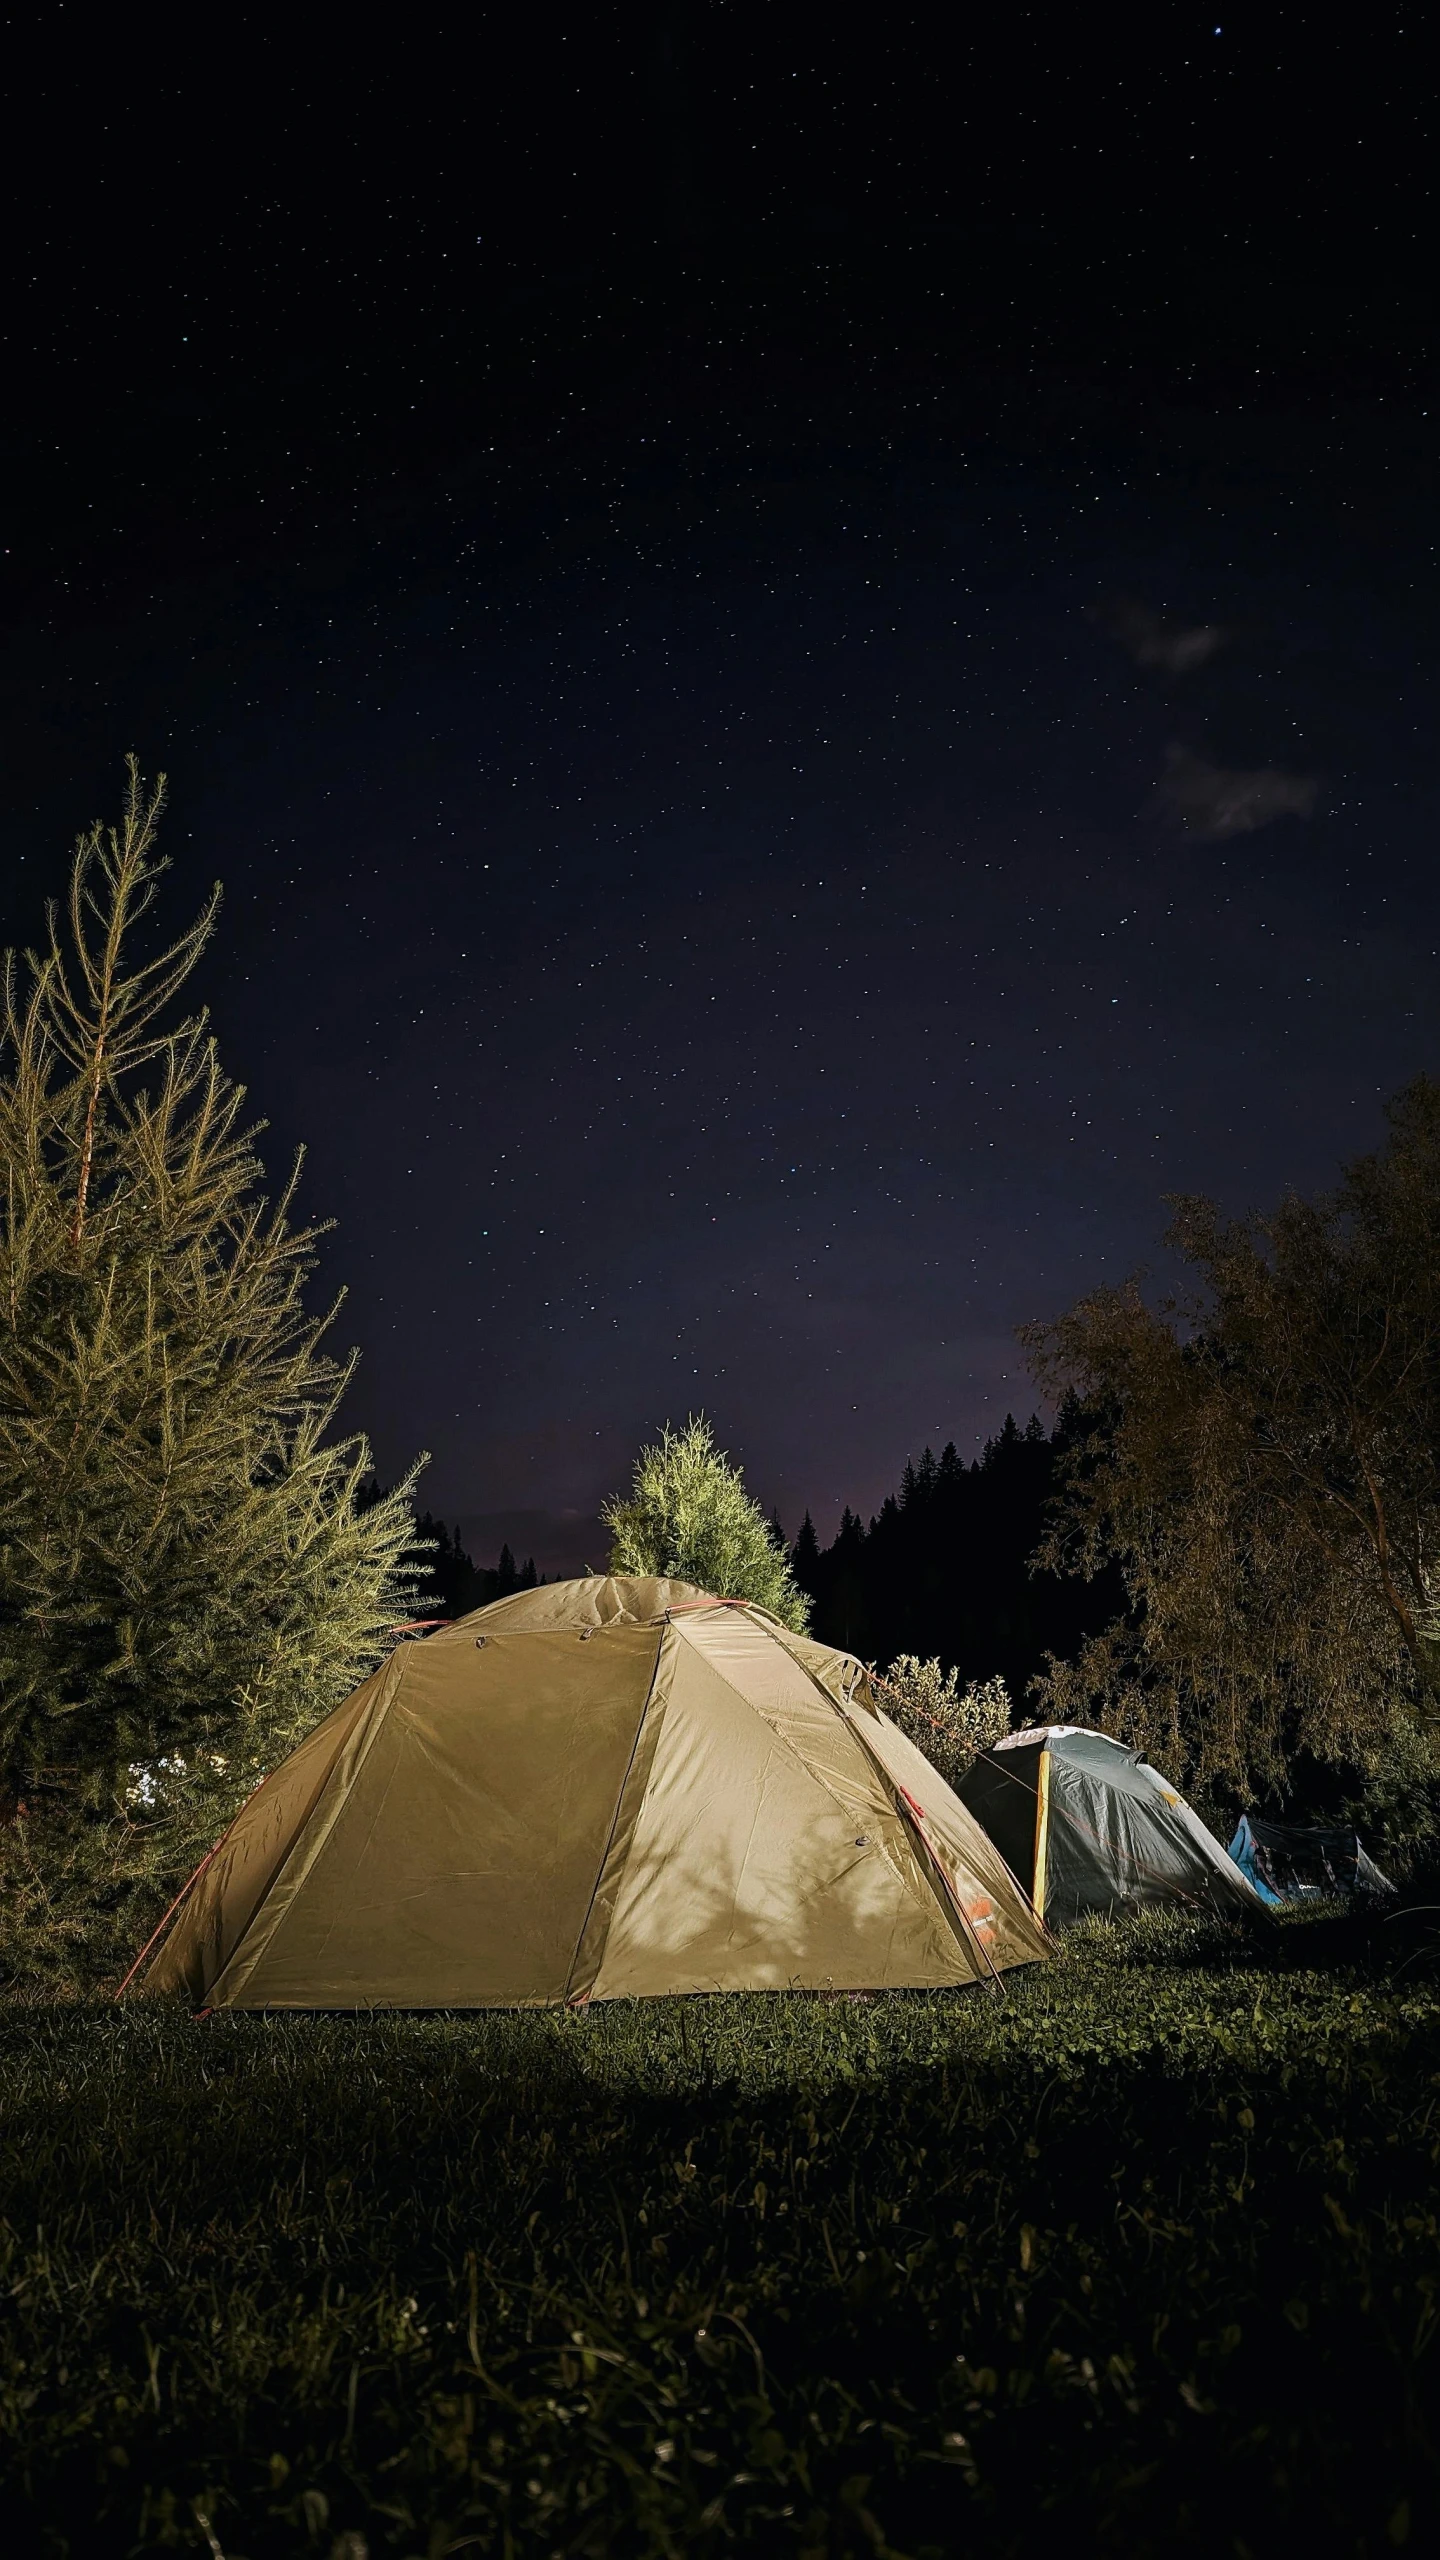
[2,8,1434,1568]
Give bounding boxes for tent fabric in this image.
[140,1578,1048,2008]
[958,1726,1263,1929]
[1227,1813,1396,1904]
[453,1573,702,1633]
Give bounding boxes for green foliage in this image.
[602,1416,810,1631]
[1342,1708,1440,1874]
[2,1910,1438,2551]
[1025,1077,1440,1800]
[878,1656,1010,1787]
[0,764,420,1874]
[0,1798,169,1997]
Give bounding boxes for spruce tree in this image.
[0,763,420,1842]
[791,1510,821,1597]
[601,1416,810,1631]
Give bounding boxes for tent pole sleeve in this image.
[563,1626,674,2003]
[893,1781,1007,1993]
[1033,1749,1052,1924]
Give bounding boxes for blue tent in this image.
[1228,1814,1394,1905]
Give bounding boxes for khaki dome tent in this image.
[134,1577,1047,2008]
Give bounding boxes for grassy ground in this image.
[1,1907,1438,2558]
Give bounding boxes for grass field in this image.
[2,1906,1438,2558]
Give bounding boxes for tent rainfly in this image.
[133,1578,1049,2008]
[1227,1815,1395,1905]
[956,1725,1265,1929]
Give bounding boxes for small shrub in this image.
[879,1657,1010,1786]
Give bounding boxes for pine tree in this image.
[408,1512,483,1619]
[799,1418,1124,1691]
[601,1416,810,1631]
[0,764,421,1844]
[791,1510,821,1599]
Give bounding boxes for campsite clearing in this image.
[2,1905,1438,2556]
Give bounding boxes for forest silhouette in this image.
[385,1408,1123,1706]
[793,1409,1124,1701]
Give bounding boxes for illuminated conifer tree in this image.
[0,763,420,1834]
[602,1416,809,1631]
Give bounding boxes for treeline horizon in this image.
[792,1407,1125,1701]
[392,1406,1123,1705]
[356,1483,544,1619]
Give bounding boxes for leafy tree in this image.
[877,1657,1010,1789]
[0,763,420,1844]
[1022,1078,1440,1800]
[601,1416,810,1631]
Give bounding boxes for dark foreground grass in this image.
[2,1910,1439,2558]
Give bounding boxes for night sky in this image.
[3,9,1434,1570]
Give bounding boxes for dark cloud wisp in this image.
[1098,595,1227,673]
[1153,745,1320,841]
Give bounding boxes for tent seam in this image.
[560,1626,669,2002]
[679,1613,884,1829]
[840,1718,1001,1984]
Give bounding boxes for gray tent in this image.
[957,1725,1264,1928]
